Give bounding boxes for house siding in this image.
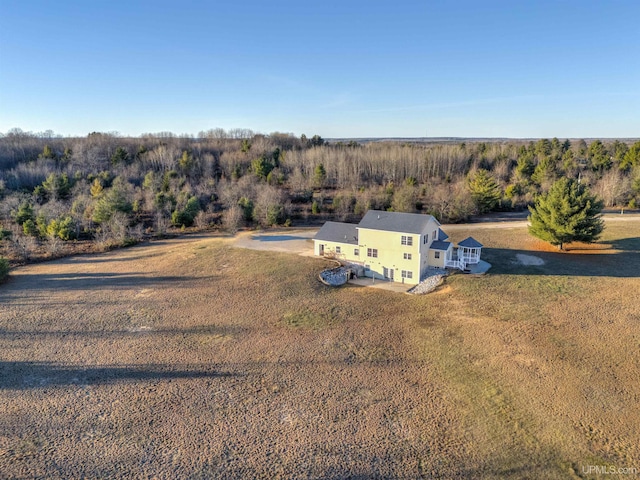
[357,220,438,285]
[314,240,360,262]
[428,247,449,268]
[358,228,408,282]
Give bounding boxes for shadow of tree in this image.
[482,239,640,277]
[0,361,236,390]
[0,272,212,293]
[608,236,640,253]
[0,324,246,339]
[63,253,164,264]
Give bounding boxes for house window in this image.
[423,234,428,244]
[354,248,359,256]
[401,235,413,246]
[367,248,378,258]
[403,253,412,260]
[335,246,341,254]
[435,251,440,259]
[401,270,413,279]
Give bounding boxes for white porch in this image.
[445,257,466,270]
[458,246,481,265]
[445,237,483,271]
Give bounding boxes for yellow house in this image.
[314,210,459,285]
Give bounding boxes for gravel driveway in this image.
[233,229,318,256]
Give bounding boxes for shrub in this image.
[0,224,12,240]
[92,178,133,223]
[223,205,243,234]
[13,201,35,226]
[171,196,200,227]
[41,173,73,201]
[266,204,284,226]
[505,184,522,199]
[46,215,77,241]
[238,197,254,221]
[23,219,39,237]
[0,257,8,281]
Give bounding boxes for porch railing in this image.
[445,259,467,270]
[460,254,479,264]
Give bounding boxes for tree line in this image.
[0,127,639,264]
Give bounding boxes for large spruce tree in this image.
[528,178,604,250]
[468,169,502,213]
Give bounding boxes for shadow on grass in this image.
[609,236,640,253]
[0,361,237,390]
[0,324,246,339]
[482,238,640,277]
[62,253,163,264]
[0,272,211,293]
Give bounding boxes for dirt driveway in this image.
[232,228,318,256]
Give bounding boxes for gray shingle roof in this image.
[458,237,483,248]
[430,240,452,251]
[437,228,449,241]
[357,210,437,234]
[313,221,358,244]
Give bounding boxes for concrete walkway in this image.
[466,260,492,275]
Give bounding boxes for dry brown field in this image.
[0,217,639,479]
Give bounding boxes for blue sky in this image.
[1,0,639,138]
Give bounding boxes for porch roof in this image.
[458,237,483,248]
[437,228,449,241]
[430,240,452,251]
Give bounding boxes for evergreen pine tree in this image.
[313,163,327,188]
[467,169,502,213]
[528,178,604,250]
[111,146,130,165]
